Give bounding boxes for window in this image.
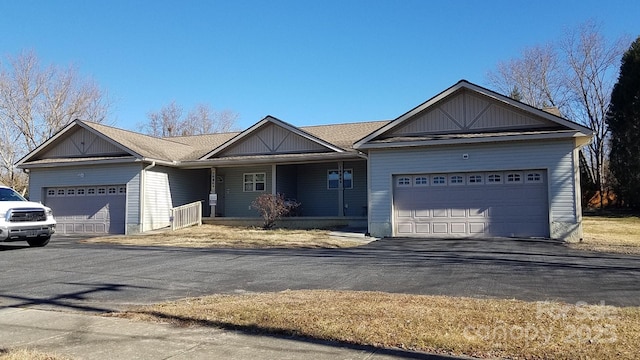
[97,187,106,195]
[108,187,117,195]
[449,175,464,185]
[487,173,502,184]
[328,169,353,189]
[119,186,126,195]
[47,189,55,196]
[77,188,85,196]
[506,173,522,183]
[414,176,428,186]
[67,188,75,196]
[397,177,411,187]
[468,174,483,184]
[432,175,446,186]
[87,188,96,195]
[526,172,543,183]
[244,173,266,192]
[57,189,65,196]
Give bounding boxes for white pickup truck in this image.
[0,185,56,247]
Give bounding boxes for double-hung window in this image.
[244,173,266,192]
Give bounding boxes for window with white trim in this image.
[97,187,106,195]
[77,188,85,196]
[108,187,117,195]
[506,173,522,183]
[487,173,502,184]
[67,188,75,196]
[328,169,353,189]
[119,186,126,195]
[468,174,484,184]
[397,177,411,187]
[244,173,266,192]
[47,189,55,196]
[87,188,96,195]
[57,189,65,196]
[432,175,447,186]
[449,175,464,185]
[526,172,543,183]
[414,176,429,186]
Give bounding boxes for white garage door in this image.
[45,185,126,234]
[394,170,549,238]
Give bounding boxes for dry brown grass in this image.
[116,290,640,360]
[0,348,69,360]
[574,215,640,254]
[82,225,365,248]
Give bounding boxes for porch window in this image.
[244,173,266,192]
[328,169,353,189]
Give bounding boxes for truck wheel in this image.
[27,236,50,247]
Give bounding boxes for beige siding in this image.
[389,90,559,136]
[220,123,326,156]
[41,127,127,158]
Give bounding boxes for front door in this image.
[215,175,225,216]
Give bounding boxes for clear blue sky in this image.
[1,0,638,131]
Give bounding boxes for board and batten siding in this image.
[367,139,581,241]
[28,163,142,234]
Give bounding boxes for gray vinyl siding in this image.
[218,166,272,217]
[276,165,298,200]
[156,167,210,209]
[343,161,368,216]
[296,163,338,216]
[367,139,578,239]
[28,163,142,233]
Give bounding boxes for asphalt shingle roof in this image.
[78,119,390,163]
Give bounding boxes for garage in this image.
[45,185,126,234]
[394,170,549,238]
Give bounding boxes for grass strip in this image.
[116,290,640,360]
[83,225,365,248]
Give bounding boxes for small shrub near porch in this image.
[251,193,300,229]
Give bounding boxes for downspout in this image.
[140,161,156,233]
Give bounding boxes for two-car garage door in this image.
[45,185,126,234]
[394,170,549,238]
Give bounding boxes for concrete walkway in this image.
[0,307,463,360]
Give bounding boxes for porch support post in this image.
[272,164,277,195]
[210,167,216,217]
[338,161,344,217]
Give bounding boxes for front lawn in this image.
[115,290,640,360]
[82,224,366,248]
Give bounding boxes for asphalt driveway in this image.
[1,235,639,313]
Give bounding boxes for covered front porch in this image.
[203,158,368,220]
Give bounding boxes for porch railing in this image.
[170,201,202,231]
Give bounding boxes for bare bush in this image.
[251,193,300,229]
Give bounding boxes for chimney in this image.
[542,106,562,117]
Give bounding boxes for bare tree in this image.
[486,20,629,208]
[140,102,238,137]
[559,21,629,208]
[142,100,183,137]
[488,44,570,110]
[0,50,111,192]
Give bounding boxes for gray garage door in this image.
[45,185,126,234]
[394,170,549,238]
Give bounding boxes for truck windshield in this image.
[0,188,27,202]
